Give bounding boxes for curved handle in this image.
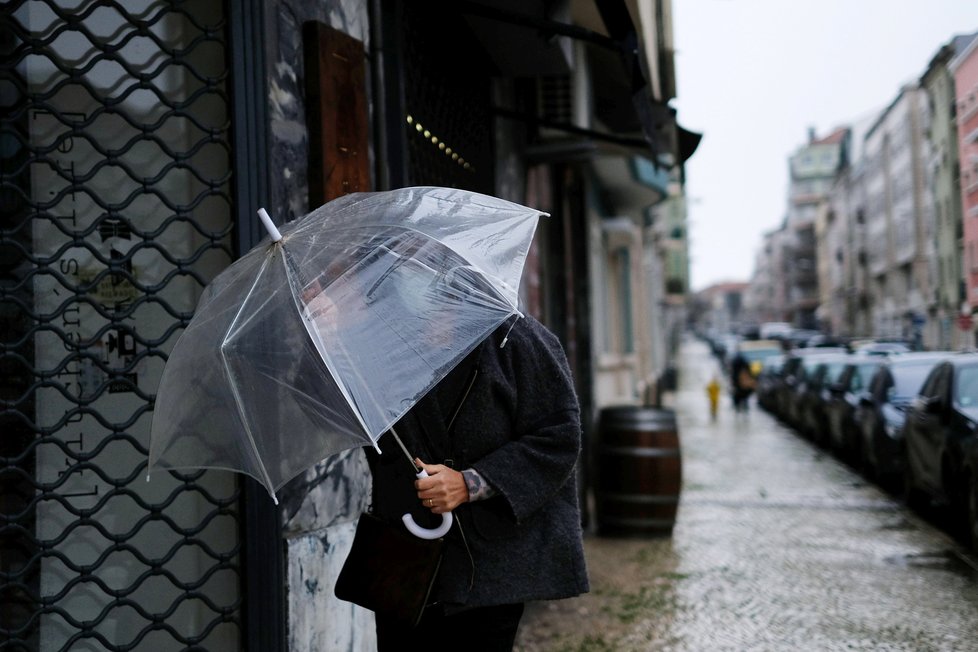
[402,469,454,540]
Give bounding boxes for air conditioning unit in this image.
[537,75,574,130]
[535,42,588,141]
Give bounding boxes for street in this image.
[515,338,978,651]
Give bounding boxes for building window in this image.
[604,246,633,355]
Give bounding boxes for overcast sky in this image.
[672,0,978,291]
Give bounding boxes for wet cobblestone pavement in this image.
[515,339,978,651]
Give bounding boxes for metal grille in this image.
[1,1,242,649]
[402,7,494,194]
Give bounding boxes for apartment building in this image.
[863,85,936,348]
[953,36,978,335]
[745,33,978,348]
[922,34,977,349]
[746,224,790,325]
[785,128,847,328]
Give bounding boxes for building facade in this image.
[745,224,790,325]
[863,85,936,348]
[819,124,872,337]
[952,36,978,329]
[0,0,696,649]
[742,32,978,350]
[784,128,846,329]
[922,35,976,349]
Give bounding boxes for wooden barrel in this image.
[594,406,682,536]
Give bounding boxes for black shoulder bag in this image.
[334,357,479,627]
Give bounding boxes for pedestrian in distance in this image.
[730,352,754,412]
[365,313,590,651]
[706,374,721,420]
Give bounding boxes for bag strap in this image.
[447,362,478,434]
[416,348,481,597]
[416,346,481,464]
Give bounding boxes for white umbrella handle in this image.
[401,469,453,539]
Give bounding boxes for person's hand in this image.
[414,458,469,514]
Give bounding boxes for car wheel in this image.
[857,427,875,480]
[902,459,926,511]
[968,474,978,555]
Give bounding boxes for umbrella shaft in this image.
[388,426,420,472]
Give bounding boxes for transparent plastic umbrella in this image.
[148,186,543,538]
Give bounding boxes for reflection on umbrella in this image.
[148,187,543,538]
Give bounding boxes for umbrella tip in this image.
[500,313,523,348]
[257,208,283,242]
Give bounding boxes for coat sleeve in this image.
[470,318,582,524]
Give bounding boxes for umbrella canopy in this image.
[148,187,542,508]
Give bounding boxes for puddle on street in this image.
[884,549,978,577]
[877,516,914,531]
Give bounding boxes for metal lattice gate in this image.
[400,6,494,195]
[1,1,243,649]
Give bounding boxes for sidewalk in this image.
[514,339,978,651]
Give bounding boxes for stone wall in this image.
[263,1,376,649]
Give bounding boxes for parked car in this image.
[824,356,885,459]
[855,352,951,486]
[759,321,793,340]
[732,339,784,375]
[713,333,741,365]
[776,347,848,429]
[783,329,824,349]
[851,341,913,357]
[961,436,978,552]
[903,353,978,519]
[795,353,852,444]
[756,354,785,412]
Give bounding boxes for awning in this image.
[451,0,701,167]
[591,153,672,213]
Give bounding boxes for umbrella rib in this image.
[221,251,282,504]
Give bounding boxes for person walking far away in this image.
[365,313,590,651]
[730,351,754,412]
[706,374,721,420]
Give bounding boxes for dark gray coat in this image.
[367,314,589,608]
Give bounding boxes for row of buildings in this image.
[741,32,978,350]
[0,0,695,648]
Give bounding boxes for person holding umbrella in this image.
[146,187,588,649]
[366,312,589,650]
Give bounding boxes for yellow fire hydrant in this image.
[706,375,721,421]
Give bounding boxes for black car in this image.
[856,352,951,486]
[824,356,885,459]
[961,436,978,552]
[796,353,852,445]
[903,353,978,517]
[777,348,846,434]
[756,354,785,412]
